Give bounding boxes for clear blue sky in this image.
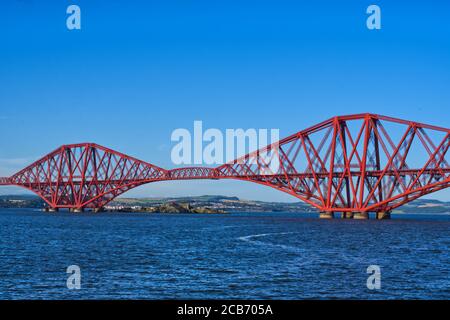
[1,1,449,201]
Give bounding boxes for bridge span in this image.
[1,113,450,219]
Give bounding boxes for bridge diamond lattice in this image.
[1,113,449,213]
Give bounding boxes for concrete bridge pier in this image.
[44,207,59,212]
[69,208,84,213]
[341,212,354,219]
[319,211,335,219]
[93,207,104,213]
[353,212,369,220]
[376,211,391,220]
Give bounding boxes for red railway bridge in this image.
[1,113,449,219]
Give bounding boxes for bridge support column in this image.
[353,212,369,220]
[70,208,84,213]
[45,207,58,212]
[341,212,354,219]
[376,211,391,220]
[93,208,104,213]
[319,211,334,219]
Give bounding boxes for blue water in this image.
[0,208,449,299]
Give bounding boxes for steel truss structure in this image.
[1,114,449,214]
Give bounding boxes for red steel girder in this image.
[1,113,449,213]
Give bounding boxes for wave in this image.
[238,232,303,252]
[237,232,367,267]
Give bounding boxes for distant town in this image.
[1,194,450,214]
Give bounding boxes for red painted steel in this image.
[1,114,450,212]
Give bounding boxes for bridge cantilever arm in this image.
[3,114,450,212]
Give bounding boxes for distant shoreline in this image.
[1,195,450,214]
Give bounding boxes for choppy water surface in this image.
[0,209,449,299]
